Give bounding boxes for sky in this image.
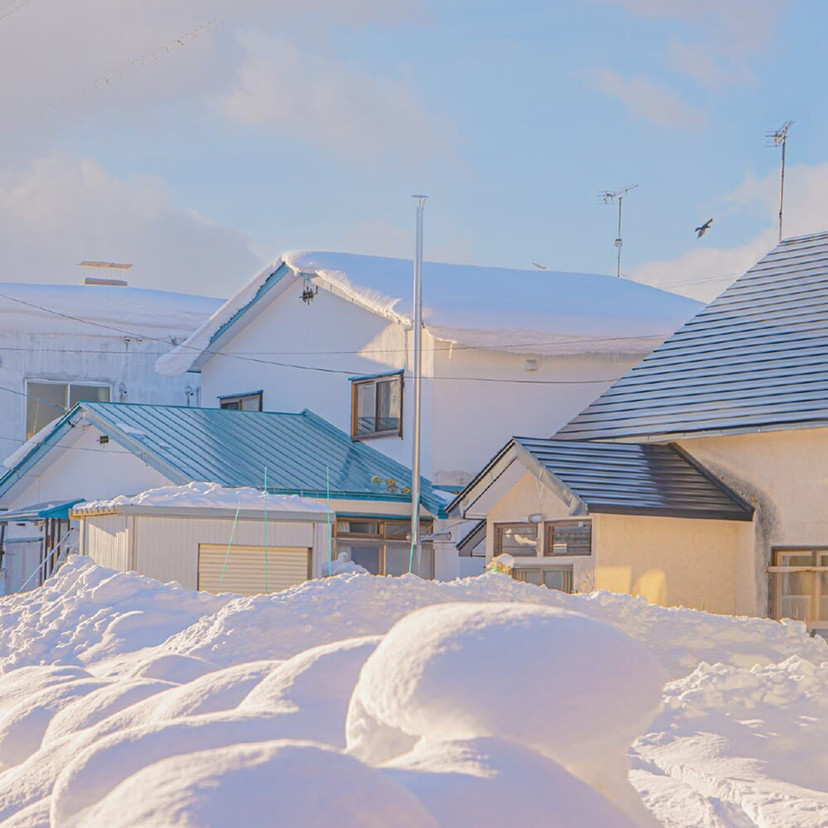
[1,0,827,302]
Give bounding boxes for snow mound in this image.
[384,737,637,828]
[0,559,824,826]
[75,740,436,828]
[347,602,663,823]
[74,481,330,515]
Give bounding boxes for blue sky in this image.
[1,0,826,300]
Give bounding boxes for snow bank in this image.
[0,559,823,826]
[73,481,330,515]
[157,251,702,375]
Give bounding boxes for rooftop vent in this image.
[79,260,132,287]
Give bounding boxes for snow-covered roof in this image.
[72,481,330,518]
[156,251,702,376]
[0,283,223,339]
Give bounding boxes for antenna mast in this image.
[766,121,793,242]
[601,184,638,278]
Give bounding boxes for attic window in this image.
[350,372,403,440]
[219,391,263,412]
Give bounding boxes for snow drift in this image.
[0,558,823,827]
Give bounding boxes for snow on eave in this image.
[284,250,411,328]
[155,257,287,377]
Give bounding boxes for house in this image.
[448,437,753,614]
[71,483,333,596]
[156,252,702,488]
[0,402,445,593]
[0,282,222,444]
[453,231,828,633]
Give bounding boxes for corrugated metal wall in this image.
[85,516,130,570]
[133,516,316,590]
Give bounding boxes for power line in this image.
[0,0,36,23]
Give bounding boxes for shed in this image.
[71,483,333,595]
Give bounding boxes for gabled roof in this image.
[156,251,701,376]
[0,403,445,516]
[557,232,828,441]
[449,437,753,521]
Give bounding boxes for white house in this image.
[157,251,702,488]
[0,402,446,592]
[0,282,222,446]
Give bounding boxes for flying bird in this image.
[695,219,713,238]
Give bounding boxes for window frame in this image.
[493,522,539,557]
[218,391,263,412]
[335,517,433,577]
[350,372,404,441]
[768,547,828,631]
[511,564,574,593]
[543,520,592,557]
[25,379,111,438]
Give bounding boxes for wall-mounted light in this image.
[528,513,543,523]
[300,276,318,305]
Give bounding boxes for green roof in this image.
[0,403,446,516]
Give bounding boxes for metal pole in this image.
[409,194,427,575]
[615,196,623,278]
[778,137,786,243]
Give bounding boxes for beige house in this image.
[449,437,753,615]
[457,231,828,633]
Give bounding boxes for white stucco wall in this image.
[4,424,172,511]
[199,282,647,486]
[199,285,433,474]
[0,330,201,451]
[431,347,644,485]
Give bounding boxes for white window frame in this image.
[25,379,111,438]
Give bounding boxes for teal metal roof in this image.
[0,499,82,522]
[0,403,445,516]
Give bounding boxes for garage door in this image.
[198,544,312,595]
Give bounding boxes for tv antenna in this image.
[601,184,638,278]
[766,120,792,242]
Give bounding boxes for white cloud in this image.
[0,153,261,296]
[215,34,449,162]
[593,68,705,130]
[0,0,420,146]
[630,163,828,301]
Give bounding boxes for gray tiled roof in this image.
[556,232,828,441]
[513,438,752,520]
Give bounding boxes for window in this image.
[769,548,828,632]
[26,381,110,438]
[494,523,538,557]
[544,521,592,556]
[512,565,573,593]
[351,373,403,439]
[335,518,433,578]
[219,392,262,411]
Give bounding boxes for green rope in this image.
[218,503,242,593]
[264,467,269,594]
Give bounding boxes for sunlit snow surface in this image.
[0,559,824,826]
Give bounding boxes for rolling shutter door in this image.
[198,544,312,595]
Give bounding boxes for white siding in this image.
[84,515,130,571]
[132,516,316,590]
